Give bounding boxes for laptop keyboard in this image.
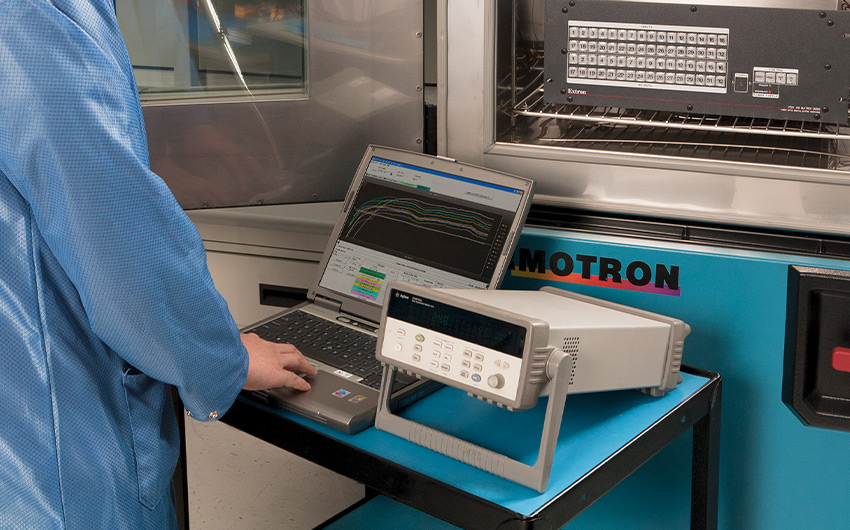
[251,310,416,392]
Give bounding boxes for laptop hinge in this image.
[314,295,343,313]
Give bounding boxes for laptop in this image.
[244,145,534,433]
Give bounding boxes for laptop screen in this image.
[317,153,530,309]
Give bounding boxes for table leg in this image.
[690,381,721,530]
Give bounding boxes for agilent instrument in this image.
[375,281,690,492]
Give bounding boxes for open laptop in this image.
[244,145,534,433]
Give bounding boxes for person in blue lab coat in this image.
[0,1,317,528]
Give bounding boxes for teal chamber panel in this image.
[502,227,850,530]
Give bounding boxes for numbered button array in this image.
[566,22,729,91]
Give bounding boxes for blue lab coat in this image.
[0,1,250,528]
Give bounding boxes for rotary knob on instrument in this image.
[487,373,505,390]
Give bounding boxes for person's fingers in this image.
[272,342,301,354]
[279,351,318,375]
[263,341,318,375]
[276,369,311,391]
[240,333,317,391]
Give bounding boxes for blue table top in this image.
[244,372,711,517]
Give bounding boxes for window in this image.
[116,0,307,103]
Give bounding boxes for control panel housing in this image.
[379,285,551,410]
[545,0,850,123]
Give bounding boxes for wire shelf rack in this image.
[498,71,850,171]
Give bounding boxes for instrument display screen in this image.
[386,290,526,358]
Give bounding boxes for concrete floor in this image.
[186,419,364,530]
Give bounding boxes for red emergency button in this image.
[832,347,850,373]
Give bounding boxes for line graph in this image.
[338,180,510,281]
[344,197,497,244]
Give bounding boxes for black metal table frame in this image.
[192,365,720,530]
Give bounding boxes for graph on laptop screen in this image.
[318,156,527,307]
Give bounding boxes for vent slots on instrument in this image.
[545,0,850,124]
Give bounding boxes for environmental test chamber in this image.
[439,1,850,528]
[118,1,850,528]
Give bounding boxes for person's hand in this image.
[240,333,318,391]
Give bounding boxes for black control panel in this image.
[783,265,850,432]
[545,1,850,123]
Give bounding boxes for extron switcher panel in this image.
[545,0,850,123]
